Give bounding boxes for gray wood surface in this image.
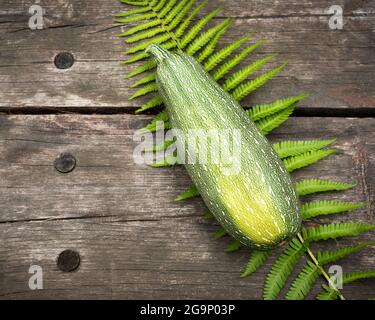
[0,115,374,299]
[0,0,374,300]
[0,0,374,111]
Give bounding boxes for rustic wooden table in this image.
[0,0,374,299]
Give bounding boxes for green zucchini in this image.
[147,44,301,250]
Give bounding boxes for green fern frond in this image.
[212,39,266,81]
[120,0,149,6]
[129,82,158,100]
[114,6,152,18]
[144,138,174,152]
[153,0,167,12]
[136,95,164,113]
[186,18,232,56]
[286,242,372,300]
[283,149,335,173]
[175,185,199,201]
[241,250,271,278]
[126,33,171,54]
[223,55,275,91]
[247,95,304,122]
[225,240,243,253]
[125,26,165,43]
[139,109,169,133]
[147,154,177,167]
[256,106,295,135]
[167,0,196,31]
[204,32,253,72]
[232,63,286,101]
[197,20,231,62]
[213,227,228,239]
[296,179,355,197]
[118,20,161,37]
[114,12,156,24]
[302,223,375,242]
[317,270,375,300]
[175,0,208,39]
[263,238,307,300]
[126,60,156,77]
[158,0,177,18]
[273,139,335,159]
[132,73,156,87]
[301,200,365,220]
[180,5,221,48]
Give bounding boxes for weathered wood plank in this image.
[0,115,374,299]
[0,0,374,110]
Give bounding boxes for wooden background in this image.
[0,0,374,299]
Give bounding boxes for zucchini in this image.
[147,44,301,249]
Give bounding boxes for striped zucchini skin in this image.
[147,45,301,249]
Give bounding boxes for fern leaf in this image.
[255,106,295,135]
[147,154,177,167]
[197,20,231,62]
[126,60,156,78]
[119,20,161,37]
[153,0,167,12]
[296,179,355,197]
[125,26,165,43]
[136,95,163,113]
[163,0,188,25]
[204,32,253,72]
[232,63,286,101]
[144,138,174,152]
[186,19,232,56]
[213,227,227,239]
[301,200,365,220]
[158,0,177,18]
[126,33,171,54]
[114,6,152,18]
[132,73,156,87]
[175,185,200,201]
[180,5,221,48]
[223,55,275,91]
[241,250,271,278]
[124,51,149,64]
[247,95,304,122]
[317,270,375,300]
[139,109,169,133]
[114,12,156,24]
[225,240,243,253]
[286,242,371,300]
[213,39,266,81]
[120,0,148,6]
[263,238,307,300]
[129,82,158,100]
[302,223,375,242]
[167,0,196,31]
[283,149,335,173]
[272,139,334,159]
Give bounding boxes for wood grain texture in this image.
[0,115,374,299]
[0,0,374,111]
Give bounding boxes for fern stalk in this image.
[296,232,345,300]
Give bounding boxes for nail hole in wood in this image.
[54,52,74,69]
[57,250,80,272]
[54,153,76,173]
